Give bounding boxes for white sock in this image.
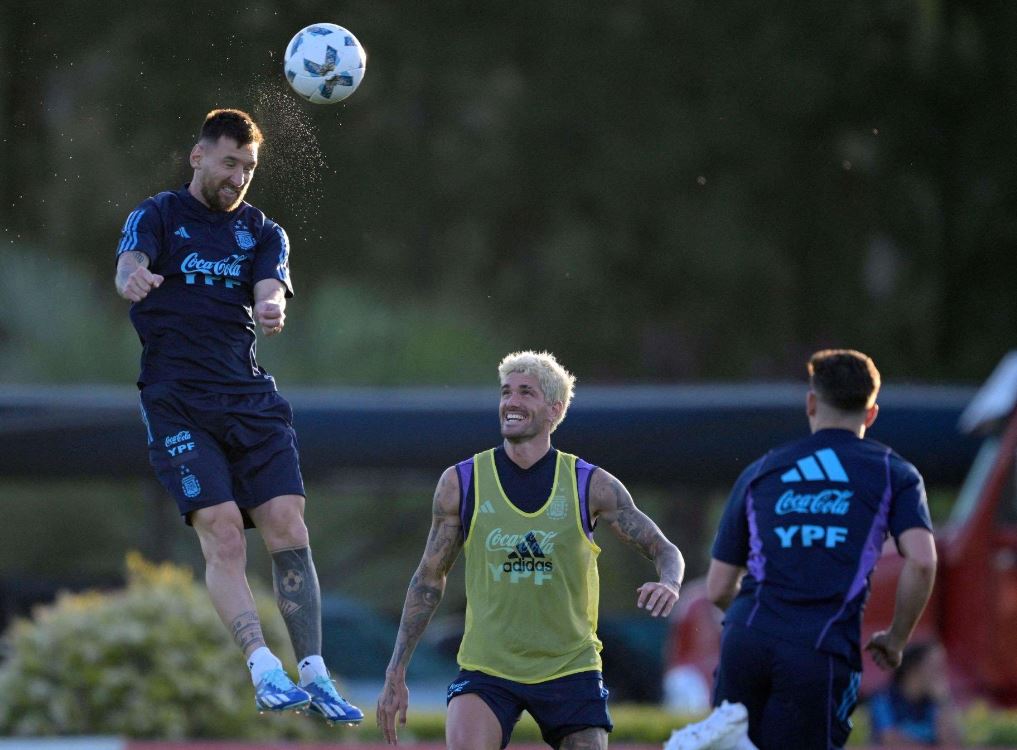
[298,654,329,686]
[247,646,282,686]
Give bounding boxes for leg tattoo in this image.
[230,610,267,656]
[271,546,322,661]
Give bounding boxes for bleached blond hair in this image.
[497,350,576,432]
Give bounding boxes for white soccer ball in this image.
[283,23,366,104]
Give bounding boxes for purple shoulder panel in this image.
[576,458,598,539]
[455,457,475,533]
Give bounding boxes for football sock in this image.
[298,654,329,686]
[247,646,283,686]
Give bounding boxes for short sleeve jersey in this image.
[115,186,293,392]
[711,428,932,669]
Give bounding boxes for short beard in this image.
[202,182,244,212]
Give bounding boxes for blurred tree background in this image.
[1,0,1014,708]
[2,0,1015,385]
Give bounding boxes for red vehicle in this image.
[663,352,1017,708]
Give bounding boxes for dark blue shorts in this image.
[712,624,860,750]
[447,669,613,749]
[138,382,305,527]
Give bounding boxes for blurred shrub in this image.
[961,701,1017,747]
[0,552,322,739]
[4,552,1016,746]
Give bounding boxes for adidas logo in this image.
[781,448,849,483]
[507,532,546,560]
[174,225,191,239]
[478,500,495,514]
[502,531,554,575]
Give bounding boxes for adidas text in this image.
[502,559,554,573]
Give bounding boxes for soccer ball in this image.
[283,23,366,104]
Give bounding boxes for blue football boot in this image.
[303,675,364,726]
[254,668,312,713]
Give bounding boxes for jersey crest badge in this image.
[547,497,568,520]
[181,473,201,498]
[233,223,256,251]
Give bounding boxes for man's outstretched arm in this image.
[589,468,684,617]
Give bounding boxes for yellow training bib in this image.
[457,449,603,683]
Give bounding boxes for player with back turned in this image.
[702,349,937,750]
[113,108,362,725]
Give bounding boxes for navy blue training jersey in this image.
[115,186,293,392]
[711,428,932,670]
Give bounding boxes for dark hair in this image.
[807,349,880,412]
[893,641,936,687]
[198,109,263,147]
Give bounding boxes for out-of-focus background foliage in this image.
[3,0,1016,385]
[2,0,1016,740]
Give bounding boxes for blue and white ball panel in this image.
[283,23,366,104]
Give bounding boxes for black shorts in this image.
[713,624,860,750]
[447,669,613,749]
[138,382,306,527]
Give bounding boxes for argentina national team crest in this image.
[233,221,256,251]
[181,471,201,498]
[547,496,568,520]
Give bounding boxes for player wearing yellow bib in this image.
[376,351,685,750]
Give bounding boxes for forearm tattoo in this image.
[271,545,322,661]
[230,610,267,654]
[607,478,683,588]
[390,571,444,670]
[389,478,462,671]
[115,251,147,289]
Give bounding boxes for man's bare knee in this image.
[192,504,247,565]
[559,727,608,750]
[251,494,308,550]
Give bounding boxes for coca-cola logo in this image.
[774,489,853,516]
[485,528,557,553]
[164,429,192,447]
[180,252,248,278]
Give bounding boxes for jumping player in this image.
[114,108,362,725]
[705,349,937,750]
[376,350,685,750]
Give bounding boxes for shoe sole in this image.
[308,705,365,726]
[257,698,312,714]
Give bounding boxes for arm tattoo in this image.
[115,251,149,292]
[388,474,462,672]
[229,610,267,654]
[605,476,684,588]
[609,478,659,559]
